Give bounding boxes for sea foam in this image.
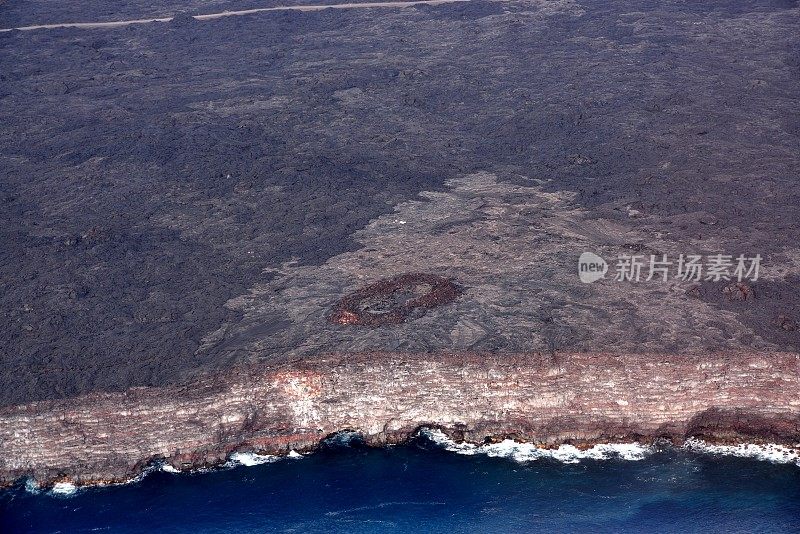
[683,438,800,465]
[421,428,800,466]
[25,431,800,497]
[49,482,78,496]
[227,452,279,467]
[420,428,653,463]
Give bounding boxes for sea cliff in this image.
[2,351,798,487]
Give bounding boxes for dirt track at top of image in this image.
[1,0,799,406]
[0,0,473,32]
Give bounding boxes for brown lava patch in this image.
[329,273,462,326]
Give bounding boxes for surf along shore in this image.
[1,351,798,488]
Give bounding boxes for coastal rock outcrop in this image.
[1,351,798,488]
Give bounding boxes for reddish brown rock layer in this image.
[1,351,798,487]
[328,273,462,325]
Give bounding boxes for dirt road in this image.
[0,0,478,32]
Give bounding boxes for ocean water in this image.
[2,432,800,533]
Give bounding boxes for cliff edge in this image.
[2,351,798,488]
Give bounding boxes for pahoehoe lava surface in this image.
[1,0,799,409]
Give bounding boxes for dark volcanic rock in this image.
[0,0,799,407]
[169,12,200,28]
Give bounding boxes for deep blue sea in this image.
[3,434,800,533]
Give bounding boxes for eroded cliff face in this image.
[1,351,798,487]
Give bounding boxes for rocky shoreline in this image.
[1,351,799,488]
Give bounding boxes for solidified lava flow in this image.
[329,273,462,326]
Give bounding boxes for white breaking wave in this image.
[421,428,653,463]
[24,478,41,495]
[49,482,78,496]
[683,438,800,465]
[227,452,279,467]
[24,431,800,497]
[225,449,302,467]
[422,428,800,466]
